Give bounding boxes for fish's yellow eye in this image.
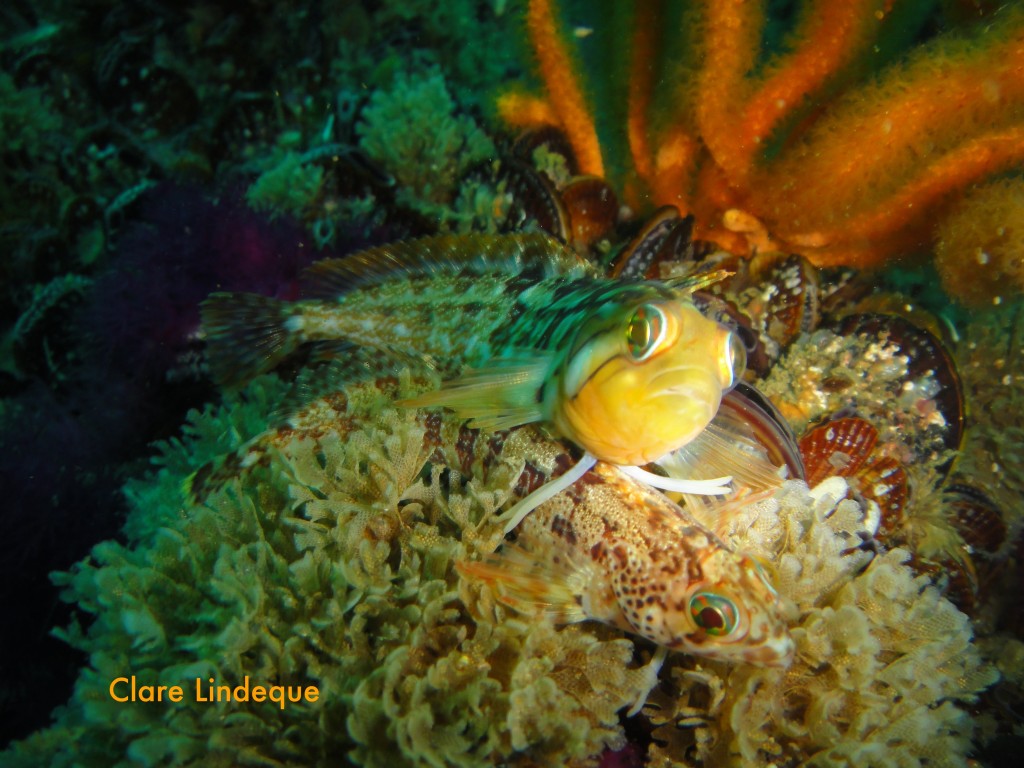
[689,592,739,636]
[625,304,667,361]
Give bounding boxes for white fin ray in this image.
[659,421,784,493]
[619,464,733,495]
[626,646,669,717]
[502,453,598,535]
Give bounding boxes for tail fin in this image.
[200,293,299,387]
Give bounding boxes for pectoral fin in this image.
[397,355,551,430]
[456,544,590,624]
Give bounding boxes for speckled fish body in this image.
[182,368,791,667]
[461,458,794,667]
[201,232,743,467]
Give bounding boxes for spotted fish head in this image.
[551,295,745,466]
[651,550,793,667]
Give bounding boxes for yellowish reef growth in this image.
[5,372,651,767]
[647,478,996,767]
[759,327,950,464]
[4,356,999,767]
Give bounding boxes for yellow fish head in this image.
[552,298,744,465]
[663,552,794,667]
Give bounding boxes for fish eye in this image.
[689,592,739,636]
[625,304,667,361]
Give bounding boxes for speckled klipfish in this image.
[459,454,794,715]
[200,232,746,496]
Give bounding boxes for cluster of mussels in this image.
[481,126,1017,629]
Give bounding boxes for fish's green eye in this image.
[625,304,667,360]
[689,592,739,636]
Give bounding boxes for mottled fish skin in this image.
[183,372,792,668]
[291,265,674,373]
[421,406,792,666]
[201,232,742,467]
[462,460,794,668]
[203,233,596,380]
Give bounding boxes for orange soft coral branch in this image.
[782,125,1024,267]
[649,125,701,216]
[496,92,559,130]
[694,0,763,183]
[736,0,885,173]
[501,0,1024,300]
[626,2,661,185]
[525,0,604,177]
[760,9,1024,227]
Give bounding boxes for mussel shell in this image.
[835,313,964,458]
[481,159,571,242]
[857,456,909,539]
[944,483,1007,557]
[512,126,580,176]
[610,207,690,279]
[720,381,806,481]
[95,47,198,134]
[747,252,821,348]
[138,67,201,136]
[210,93,280,167]
[799,416,878,487]
[693,292,772,377]
[61,196,104,240]
[560,175,618,248]
[908,554,979,615]
[71,125,155,185]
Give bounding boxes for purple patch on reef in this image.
[81,183,333,379]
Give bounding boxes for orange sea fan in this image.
[499,0,1024,291]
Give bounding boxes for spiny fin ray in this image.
[664,268,734,295]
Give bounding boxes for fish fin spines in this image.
[200,292,299,388]
[301,232,590,299]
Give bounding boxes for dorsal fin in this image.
[301,232,591,299]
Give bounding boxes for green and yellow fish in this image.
[201,233,744,490]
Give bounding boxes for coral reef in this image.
[356,67,496,224]
[0,1,519,742]
[2,1,1021,765]
[502,0,1024,298]
[758,326,954,466]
